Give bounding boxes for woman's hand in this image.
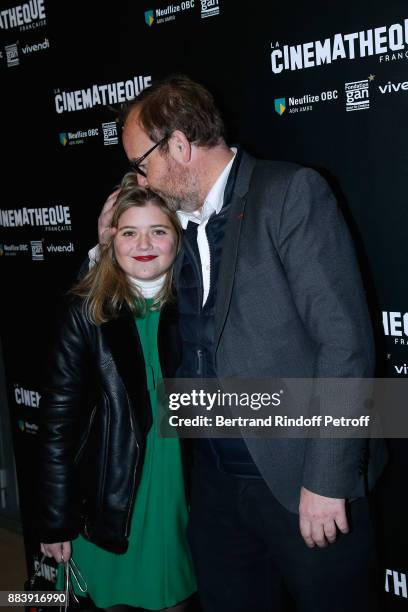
[40,541,72,563]
[98,189,120,245]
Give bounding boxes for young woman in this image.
[38,174,196,611]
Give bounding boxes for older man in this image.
[98,75,385,612]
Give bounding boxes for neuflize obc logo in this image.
[59,132,68,146]
[145,10,154,26]
[1,243,29,256]
[274,98,286,115]
[58,128,100,146]
[144,2,195,27]
[18,419,38,434]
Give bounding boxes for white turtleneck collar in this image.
[127,274,166,299]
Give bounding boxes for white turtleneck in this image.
[127,274,166,299]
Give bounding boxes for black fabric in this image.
[177,209,229,380]
[176,151,258,473]
[189,151,385,512]
[38,298,181,553]
[188,451,382,612]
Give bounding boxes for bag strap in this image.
[59,556,88,612]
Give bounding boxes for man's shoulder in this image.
[240,151,329,199]
[241,149,299,172]
[239,150,313,191]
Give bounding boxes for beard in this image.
[156,189,201,213]
[154,157,202,213]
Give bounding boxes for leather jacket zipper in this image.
[74,405,97,465]
[124,394,141,538]
[124,439,140,538]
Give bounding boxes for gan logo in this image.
[345,79,369,111]
[59,132,68,146]
[30,240,44,261]
[201,0,219,18]
[274,97,286,115]
[102,121,118,145]
[145,10,154,26]
[5,43,19,67]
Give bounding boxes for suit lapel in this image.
[214,152,256,352]
[101,304,147,407]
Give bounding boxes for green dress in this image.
[62,302,196,609]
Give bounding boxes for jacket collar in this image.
[214,150,256,352]
[101,300,179,399]
[100,303,147,407]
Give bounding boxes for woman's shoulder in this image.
[56,293,92,330]
[59,292,86,313]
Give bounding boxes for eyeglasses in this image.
[129,136,168,177]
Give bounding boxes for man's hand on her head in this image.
[98,188,120,245]
[299,486,349,548]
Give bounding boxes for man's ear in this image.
[167,130,192,164]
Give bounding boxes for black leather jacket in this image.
[38,296,180,553]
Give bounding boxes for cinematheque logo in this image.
[0,0,47,31]
[270,18,408,74]
[54,75,152,114]
[382,311,408,347]
[0,204,72,231]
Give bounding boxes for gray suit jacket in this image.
[207,150,386,513]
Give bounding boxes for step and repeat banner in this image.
[1,0,407,609]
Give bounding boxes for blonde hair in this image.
[72,173,182,324]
